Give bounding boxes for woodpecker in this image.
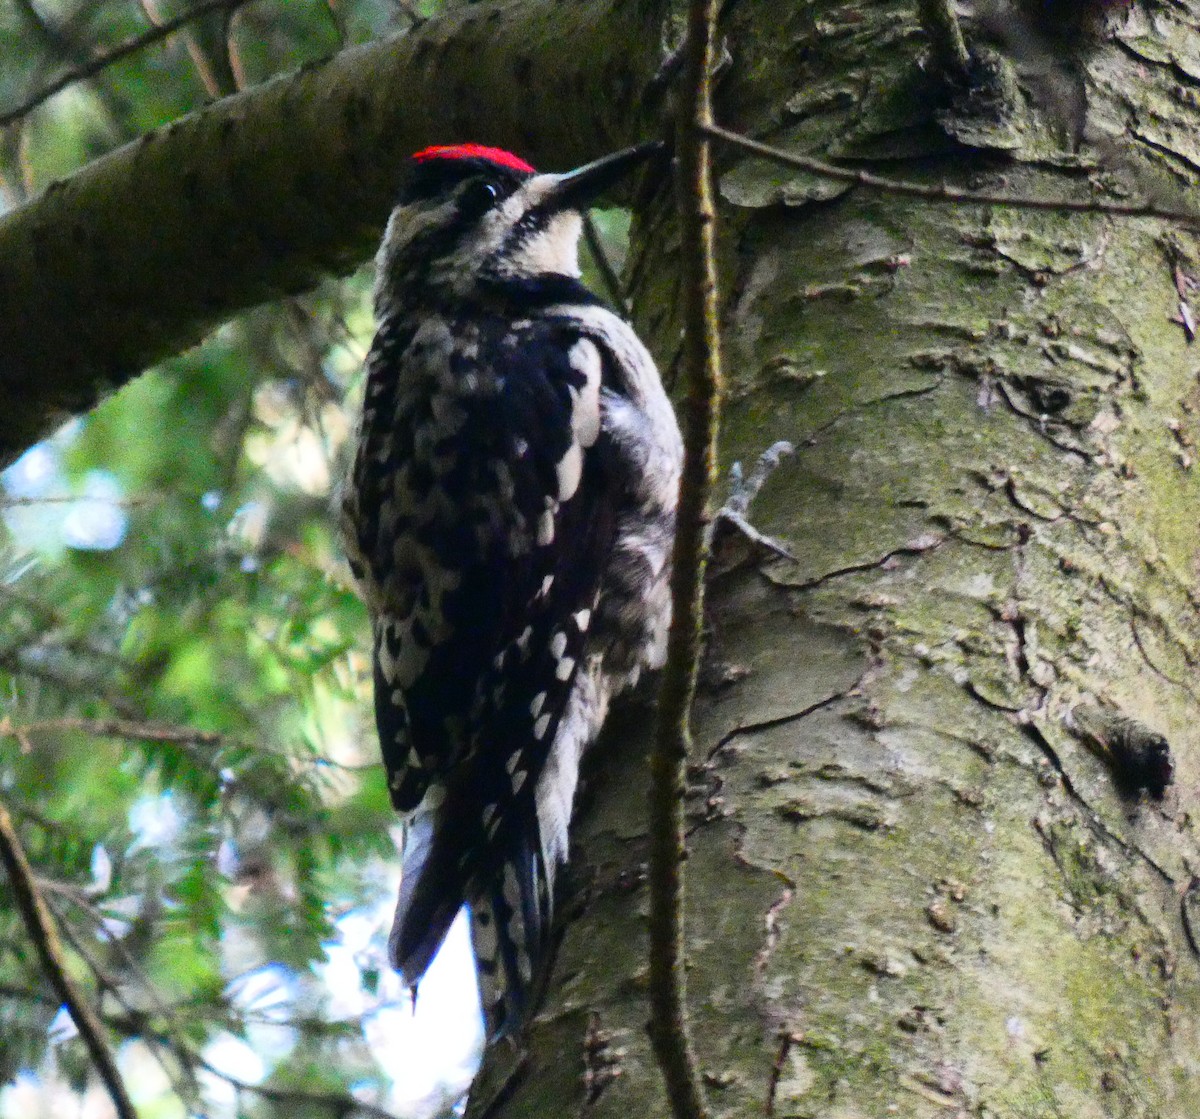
[340,142,682,1038]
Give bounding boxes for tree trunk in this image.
[469,2,1200,1115]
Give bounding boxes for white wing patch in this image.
[567,338,603,448]
[555,443,583,501]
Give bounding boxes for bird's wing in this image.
[379,317,626,985]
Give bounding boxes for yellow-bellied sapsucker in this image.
[340,142,682,1038]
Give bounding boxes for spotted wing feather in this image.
[346,307,618,989]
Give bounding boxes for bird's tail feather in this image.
[389,802,556,1039]
[471,812,554,1039]
[388,810,462,988]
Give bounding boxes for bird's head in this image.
[374,141,663,308]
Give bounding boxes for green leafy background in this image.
[0,3,631,1116]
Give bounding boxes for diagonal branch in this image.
[0,0,262,129]
[0,798,138,1119]
[0,0,665,467]
[646,0,719,1116]
[703,124,1200,230]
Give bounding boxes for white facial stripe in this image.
[501,211,584,278]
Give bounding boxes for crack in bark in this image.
[1001,476,1064,524]
[774,535,946,593]
[955,673,1023,716]
[1016,718,1174,884]
[706,688,858,763]
[752,884,794,978]
[972,546,1180,884]
[946,579,1177,884]
[1091,573,1200,670]
[1181,876,1200,961]
[471,1052,532,1119]
[1132,126,1200,180]
[992,380,1094,460]
[1130,612,1200,702]
[789,377,945,454]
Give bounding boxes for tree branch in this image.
[703,124,1200,230]
[646,0,718,1116]
[0,0,262,129]
[0,798,138,1119]
[0,0,665,466]
[2,714,221,748]
[192,1054,401,1119]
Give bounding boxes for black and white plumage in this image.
[340,143,682,1038]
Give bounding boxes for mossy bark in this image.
[469,2,1200,1115]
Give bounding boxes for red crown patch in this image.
[411,144,536,174]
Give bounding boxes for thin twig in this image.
[702,124,1200,231]
[139,0,225,99]
[1,714,221,748]
[0,799,138,1119]
[764,1030,803,1116]
[46,895,201,1105]
[0,709,371,775]
[11,0,127,131]
[916,0,971,81]
[0,980,58,1005]
[193,1052,399,1119]
[322,0,348,44]
[12,0,69,53]
[646,0,719,1117]
[582,213,629,313]
[0,492,154,507]
[0,0,261,129]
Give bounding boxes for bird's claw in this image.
[713,440,796,564]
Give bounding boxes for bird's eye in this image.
[462,179,502,213]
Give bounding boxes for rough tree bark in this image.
[4,1,1200,1117]
[470,1,1200,1116]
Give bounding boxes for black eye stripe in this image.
[496,210,551,256]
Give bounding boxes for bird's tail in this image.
[469,803,555,1039]
[388,809,463,990]
[388,799,556,1040]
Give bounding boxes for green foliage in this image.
[0,4,635,1114]
[0,3,474,1116]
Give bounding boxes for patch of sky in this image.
[2,431,128,552]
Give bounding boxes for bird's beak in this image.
[539,141,666,211]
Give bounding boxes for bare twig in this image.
[0,799,138,1119]
[1,714,221,748]
[582,213,629,313]
[321,0,348,44]
[702,124,1200,231]
[0,647,145,717]
[764,1030,803,1116]
[12,0,69,53]
[46,894,201,1104]
[0,492,154,507]
[0,980,58,1005]
[0,0,261,129]
[646,0,719,1117]
[916,0,971,81]
[10,0,128,130]
[138,0,225,99]
[0,709,371,777]
[193,1051,400,1119]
